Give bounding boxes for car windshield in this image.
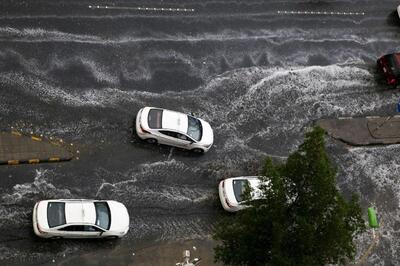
[47,202,66,228]
[148,109,163,129]
[187,116,202,141]
[232,180,250,203]
[385,54,400,76]
[94,202,111,230]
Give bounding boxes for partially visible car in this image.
[32,199,129,239]
[397,5,400,19]
[135,107,214,153]
[377,52,400,86]
[218,176,265,212]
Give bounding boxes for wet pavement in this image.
[56,239,219,266]
[1,0,400,265]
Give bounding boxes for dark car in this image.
[377,53,400,86]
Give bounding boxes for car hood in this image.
[108,201,130,232]
[199,119,214,146]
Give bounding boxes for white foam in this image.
[1,27,399,47]
[334,146,400,263]
[2,169,73,205]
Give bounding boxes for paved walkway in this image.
[317,115,400,146]
[0,131,73,165]
[57,238,221,266]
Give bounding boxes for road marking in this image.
[88,5,195,12]
[277,10,365,16]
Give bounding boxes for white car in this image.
[32,199,129,239]
[218,176,264,212]
[135,107,214,153]
[398,5,400,19]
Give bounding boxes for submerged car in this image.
[33,199,129,239]
[218,176,265,212]
[135,107,214,153]
[377,52,400,86]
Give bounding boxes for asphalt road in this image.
[1,0,400,265]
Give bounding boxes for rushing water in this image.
[1,0,400,265]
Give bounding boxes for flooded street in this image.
[1,0,400,265]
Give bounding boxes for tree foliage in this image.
[213,127,365,266]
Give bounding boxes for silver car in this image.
[32,199,129,239]
[135,107,214,153]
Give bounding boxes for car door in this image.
[158,130,192,148]
[82,225,105,238]
[57,225,102,238]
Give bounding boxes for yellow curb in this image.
[49,157,60,162]
[28,159,40,164]
[11,131,22,136]
[31,136,42,141]
[50,141,61,146]
[8,160,19,165]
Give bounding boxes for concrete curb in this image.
[0,156,71,166]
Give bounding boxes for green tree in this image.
[213,127,365,266]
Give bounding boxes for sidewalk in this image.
[0,131,73,165]
[56,238,221,266]
[317,115,400,146]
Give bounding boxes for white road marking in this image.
[88,5,195,12]
[277,10,365,16]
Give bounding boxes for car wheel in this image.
[192,148,204,154]
[146,138,157,144]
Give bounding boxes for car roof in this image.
[227,176,266,199]
[64,201,96,225]
[161,109,189,133]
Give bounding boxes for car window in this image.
[233,180,250,203]
[160,130,190,141]
[84,225,103,232]
[385,54,400,76]
[47,202,66,228]
[94,202,111,230]
[177,133,190,141]
[59,225,85,231]
[160,130,177,138]
[59,225,102,232]
[187,116,202,141]
[148,109,163,129]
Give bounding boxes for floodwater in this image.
[1,0,400,265]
